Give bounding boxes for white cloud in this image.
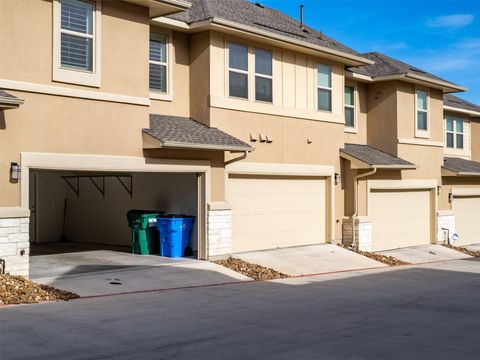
[426,14,474,28]
[454,38,480,49]
[370,41,409,52]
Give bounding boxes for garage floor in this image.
[233,244,386,276]
[30,248,250,297]
[377,244,472,264]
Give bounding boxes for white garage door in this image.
[369,189,432,251]
[453,196,480,246]
[228,175,327,253]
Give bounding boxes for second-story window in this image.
[317,64,332,112]
[149,35,168,93]
[344,85,355,128]
[416,89,428,131]
[255,49,273,102]
[229,43,248,99]
[60,0,95,71]
[446,117,464,149]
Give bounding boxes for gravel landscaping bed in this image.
[213,257,289,280]
[338,244,410,266]
[0,274,79,305]
[443,244,480,257]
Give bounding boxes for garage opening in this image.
[29,170,201,259]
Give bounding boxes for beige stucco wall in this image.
[398,144,443,181]
[0,0,149,97]
[439,177,480,211]
[149,30,191,117]
[0,91,149,207]
[396,83,443,142]
[366,81,398,155]
[190,32,211,126]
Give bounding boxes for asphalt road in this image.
[1,258,480,360]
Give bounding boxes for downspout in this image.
[352,167,377,250]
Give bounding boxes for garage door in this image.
[369,189,432,251]
[453,196,480,246]
[228,175,327,253]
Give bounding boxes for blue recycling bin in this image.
[156,215,195,258]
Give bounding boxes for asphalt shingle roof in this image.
[0,89,24,107]
[443,157,480,175]
[169,0,360,56]
[0,89,19,100]
[144,114,252,151]
[444,94,480,114]
[341,143,415,168]
[347,52,459,87]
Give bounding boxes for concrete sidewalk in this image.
[30,251,250,297]
[233,244,386,276]
[465,243,480,252]
[377,244,472,264]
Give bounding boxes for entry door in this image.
[29,172,38,243]
[228,175,327,253]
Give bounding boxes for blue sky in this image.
[260,0,480,103]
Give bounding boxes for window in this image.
[416,89,428,131]
[229,43,248,99]
[149,35,168,93]
[344,85,355,128]
[317,64,332,112]
[446,117,464,149]
[53,0,100,86]
[255,49,272,102]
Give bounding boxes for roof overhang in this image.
[340,151,417,170]
[443,105,480,118]
[152,17,374,67]
[122,0,191,18]
[0,95,24,110]
[441,167,480,177]
[345,70,466,93]
[143,132,253,152]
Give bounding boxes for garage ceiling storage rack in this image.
[61,174,133,198]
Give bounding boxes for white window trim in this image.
[316,63,332,113]
[344,83,357,132]
[226,41,274,103]
[415,87,430,138]
[254,48,273,104]
[226,42,250,101]
[52,0,101,88]
[445,117,464,149]
[149,31,173,102]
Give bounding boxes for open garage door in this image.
[453,196,480,246]
[227,175,327,253]
[29,170,201,258]
[369,189,432,251]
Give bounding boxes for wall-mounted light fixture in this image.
[448,192,454,203]
[334,172,341,185]
[10,162,21,180]
[437,186,442,196]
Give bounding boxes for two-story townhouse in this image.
[343,52,480,251]
[0,0,376,276]
[438,94,480,246]
[1,0,478,278]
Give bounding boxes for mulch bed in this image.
[0,274,79,305]
[213,257,289,280]
[338,244,410,266]
[443,244,480,257]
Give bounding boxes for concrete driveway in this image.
[465,243,480,252]
[377,244,472,264]
[233,244,386,276]
[1,258,479,359]
[30,250,250,297]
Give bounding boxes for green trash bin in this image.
[126,210,163,255]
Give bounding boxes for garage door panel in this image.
[229,176,326,253]
[453,196,480,246]
[369,189,431,252]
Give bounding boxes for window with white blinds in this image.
[60,0,94,71]
[149,36,168,93]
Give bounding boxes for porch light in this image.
[10,162,21,180]
[334,172,341,185]
[448,192,454,203]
